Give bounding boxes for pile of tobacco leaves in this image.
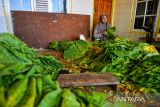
[0,33,134,107]
[49,36,160,93]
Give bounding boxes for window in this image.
[7,0,66,32]
[9,0,66,13]
[134,0,159,30]
[52,0,66,13]
[10,0,32,11]
[0,0,3,6]
[35,0,49,12]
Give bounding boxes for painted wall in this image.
[113,0,144,41]
[113,0,160,41]
[67,0,94,36]
[155,7,160,36]
[0,0,8,33]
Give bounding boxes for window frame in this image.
[130,0,160,33]
[3,0,67,33]
[9,0,33,11]
[9,0,66,13]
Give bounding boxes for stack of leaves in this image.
[77,39,160,93]
[0,33,62,81]
[61,89,107,107]
[49,40,74,51]
[49,40,91,60]
[0,33,63,107]
[104,27,117,40]
[127,55,160,93]
[75,38,158,73]
[98,39,158,77]
[0,33,112,107]
[49,38,160,93]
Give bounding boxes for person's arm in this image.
[94,25,103,40]
[107,23,110,30]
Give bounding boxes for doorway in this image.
[93,0,112,28]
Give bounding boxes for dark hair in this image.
[99,13,108,23]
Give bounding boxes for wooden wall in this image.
[11,11,90,48]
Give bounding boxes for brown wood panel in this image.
[57,72,119,87]
[11,11,90,48]
[93,0,112,28]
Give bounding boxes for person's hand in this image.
[102,31,107,36]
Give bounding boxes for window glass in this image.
[144,16,156,29]
[10,0,31,11]
[60,0,64,13]
[22,0,31,11]
[52,0,59,12]
[52,0,66,13]
[134,17,144,29]
[146,0,159,15]
[10,0,21,10]
[136,2,146,15]
[0,0,3,7]
[134,0,159,30]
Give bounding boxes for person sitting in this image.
[94,13,110,41]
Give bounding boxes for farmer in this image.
[94,13,110,41]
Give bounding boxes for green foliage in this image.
[0,33,109,106]
[16,77,36,107]
[0,33,63,106]
[6,78,28,106]
[61,89,80,107]
[128,55,160,93]
[50,37,160,93]
[38,82,62,107]
[1,32,159,106]
[0,86,6,107]
[104,27,117,39]
[64,40,90,60]
[50,40,91,60]
[73,89,107,107]
[49,40,73,51]
[71,38,160,93]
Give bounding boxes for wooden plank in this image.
[11,11,90,49]
[57,72,120,87]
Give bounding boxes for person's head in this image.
[99,13,108,24]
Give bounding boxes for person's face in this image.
[102,16,107,24]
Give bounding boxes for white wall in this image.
[113,0,145,41]
[155,1,160,36]
[0,0,8,33]
[67,0,94,37]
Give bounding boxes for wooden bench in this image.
[57,72,120,91]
